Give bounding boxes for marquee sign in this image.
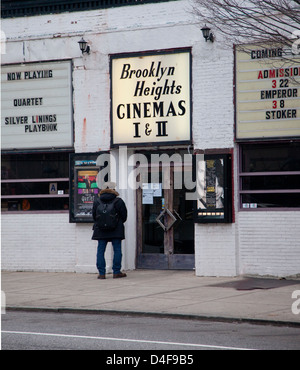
[111,49,191,146]
[235,44,300,140]
[1,60,73,150]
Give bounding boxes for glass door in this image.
[136,152,195,270]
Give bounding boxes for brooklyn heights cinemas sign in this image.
[236,44,300,140]
[111,50,191,146]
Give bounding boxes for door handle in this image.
[155,208,177,231]
[173,209,182,221]
[165,208,177,231]
[155,210,167,231]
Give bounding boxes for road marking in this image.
[2,330,255,350]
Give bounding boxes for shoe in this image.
[97,274,106,279]
[113,272,127,279]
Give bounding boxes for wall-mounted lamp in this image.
[201,25,214,43]
[78,37,90,54]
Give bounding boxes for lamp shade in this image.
[201,25,211,41]
[78,38,87,53]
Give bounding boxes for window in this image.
[1,152,71,212]
[239,143,300,209]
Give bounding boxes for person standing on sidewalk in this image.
[92,181,127,280]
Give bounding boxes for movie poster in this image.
[74,169,99,218]
[69,153,102,223]
[194,154,232,223]
[197,158,225,220]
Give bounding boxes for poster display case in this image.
[69,152,108,223]
[194,153,232,223]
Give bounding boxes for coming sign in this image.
[235,44,300,140]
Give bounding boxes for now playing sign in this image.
[111,49,192,146]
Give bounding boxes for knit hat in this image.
[102,181,117,190]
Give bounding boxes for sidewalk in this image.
[2,270,300,326]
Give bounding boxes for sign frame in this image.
[110,48,192,147]
[1,59,74,150]
[235,44,300,142]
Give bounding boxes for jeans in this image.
[96,239,122,275]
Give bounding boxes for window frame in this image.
[238,143,300,211]
[1,150,73,214]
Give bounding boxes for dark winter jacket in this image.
[92,189,127,241]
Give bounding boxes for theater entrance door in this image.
[136,153,195,270]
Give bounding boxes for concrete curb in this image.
[6,306,300,328]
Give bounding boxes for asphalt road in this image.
[2,310,300,351]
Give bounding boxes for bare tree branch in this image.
[191,0,300,60]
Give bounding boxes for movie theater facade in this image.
[1,0,300,277]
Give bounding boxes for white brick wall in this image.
[238,212,300,277]
[1,213,77,272]
[1,212,134,273]
[195,223,237,276]
[192,46,234,150]
[2,0,300,277]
